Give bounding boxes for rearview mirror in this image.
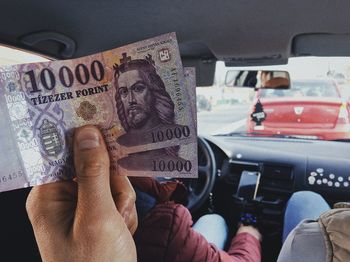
[225,70,291,89]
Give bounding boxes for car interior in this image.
[1,1,350,261]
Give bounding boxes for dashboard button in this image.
[335,182,340,188]
[338,176,344,182]
[329,174,335,179]
[308,176,316,185]
[316,168,324,173]
[344,182,349,187]
[322,178,328,184]
[327,181,333,187]
[316,179,322,185]
[311,172,317,176]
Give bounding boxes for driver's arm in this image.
[129,177,188,205]
[221,225,261,261]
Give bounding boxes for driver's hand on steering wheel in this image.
[26,125,137,262]
[237,224,262,242]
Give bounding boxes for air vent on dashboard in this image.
[260,164,294,192]
[222,160,260,184]
[263,165,293,181]
[221,160,294,193]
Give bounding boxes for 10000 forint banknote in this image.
[0,67,198,191]
[0,32,198,192]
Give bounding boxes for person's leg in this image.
[192,214,229,250]
[283,191,330,242]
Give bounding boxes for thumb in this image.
[73,125,116,217]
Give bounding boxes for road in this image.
[197,104,251,135]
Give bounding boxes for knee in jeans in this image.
[290,191,324,203]
[198,214,225,224]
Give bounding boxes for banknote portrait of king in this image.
[113,52,183,148]
[112,52,192,174]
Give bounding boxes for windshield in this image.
[0,45,49,65]
[197,57,350,141]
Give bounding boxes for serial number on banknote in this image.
[0,171,24,184]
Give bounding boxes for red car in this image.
[247,79,350,140]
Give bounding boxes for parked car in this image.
[247,79,350,140]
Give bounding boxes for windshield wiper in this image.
[214,132,318,140]
[267,134,318,140]
[214,131,261,137]
[332,139,350,143]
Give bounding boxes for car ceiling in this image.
[2,0,350,65]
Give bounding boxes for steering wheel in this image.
[182,136,217,213]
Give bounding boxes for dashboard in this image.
[204,135,350,204]
[201,135,350,260]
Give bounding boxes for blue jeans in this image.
[135,188,229,249]
[282,191,330,242]
[192,214,229,250]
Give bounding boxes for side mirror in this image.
[225,70,291,89]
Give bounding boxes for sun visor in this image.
[182,58,216,86]
[293,34,350,56]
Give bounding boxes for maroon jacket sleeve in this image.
[219,233,262,262]
[135,203,261,262]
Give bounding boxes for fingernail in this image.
[77,128,100,150]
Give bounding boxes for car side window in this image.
[0,45,49,66]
